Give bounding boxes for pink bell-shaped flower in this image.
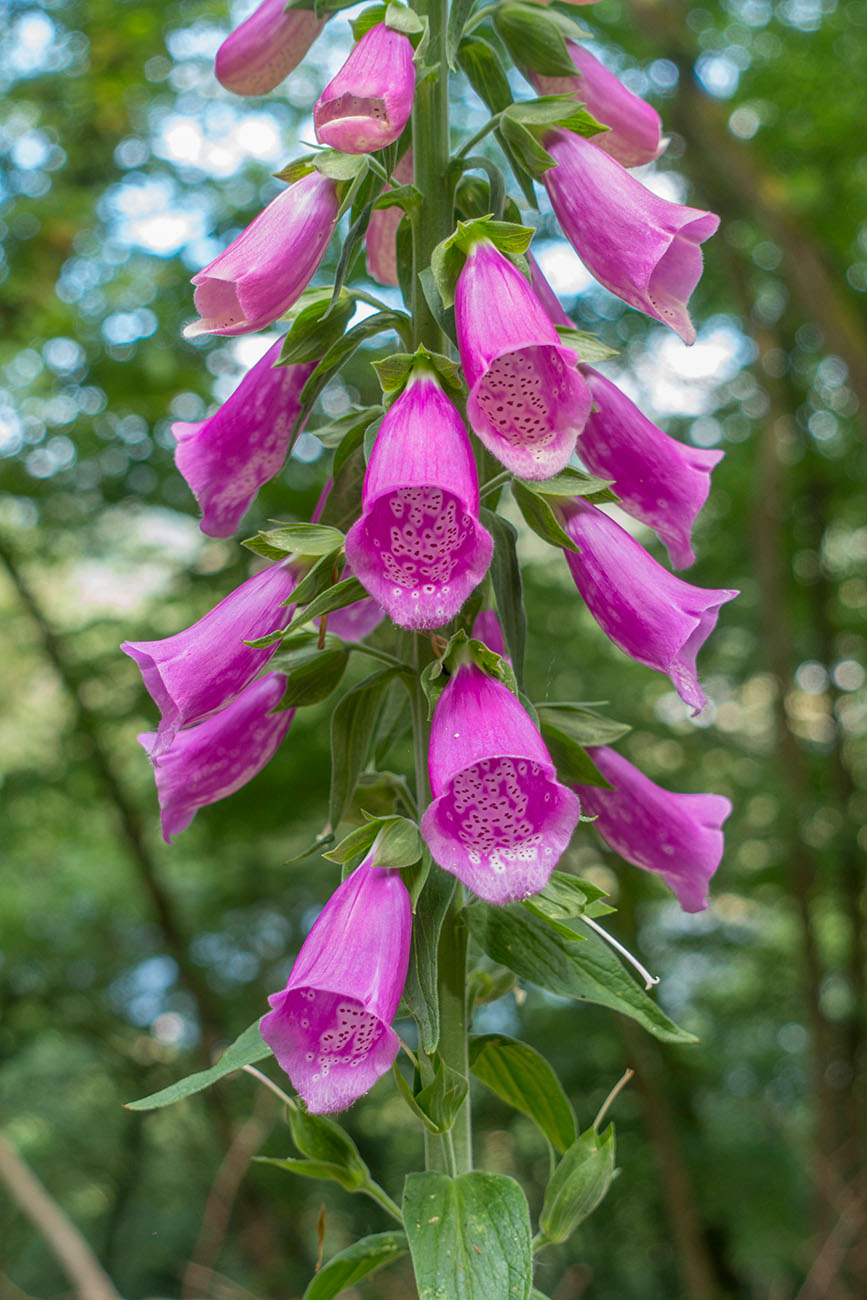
[455,239,591,480]
[314,23,415,154]
[542,129,719,344]
[421,662,581,904]
[574,746,733,912]
[344,369,493,630]
[530,43,665,168]
[577,366,724,569]
[365,151,414,286]
[215,0,326,96]
[122,561,296,757]
[560,498,738,715]
[184,172,339,338]
[173,338,316,539]
[261,856,412,1113]
[139,673,293,843]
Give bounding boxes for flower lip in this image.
[314,94,393,153]
[313,23,415,156]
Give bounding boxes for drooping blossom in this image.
[172,338,316,539]
[122,561,296,757]
[530,43,665,168]
[542,129,719,344]
[345,369,493,629]
[365,151,414,287]
[261,856,412,1113]
[574,746,733,912]
[455,239,591,479]
[215,0,326,96]
[560,498,738,715]
[421,662,581,903]
[314,23,415,154]
[139,673,292,843]
[577,366,724,568]
[184,172,339,338]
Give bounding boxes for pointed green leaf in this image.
[303,1233,408,1300]
[518,465,617,503]
[458,35,513,114]
[493,4,580,77]
[538,1124,616,1244]
[539,721,612,788]
[469,1033,576,1153]
[242,523,345,560]
[402,864,455,1053]
[287,1108,369,1189]
[125,1020,270,1110]
[330,669,401,827]
[554,325,619,364]
[278,647,350,709]
[537,704,630,749]
[278,291,356,366]
[511,479,578,552]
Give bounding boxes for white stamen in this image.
[582,915,660,991]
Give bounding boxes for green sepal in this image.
[419,628,518,719]
[493,3,585,77]
[277,288,356,365]
[286,1107,370,1189]
[497,114,557,178]
[350,3,386,39]
[125,1019,270,1110]
[555,325,619,363]
[538,1124,616,1244]
[517,466,617,503]
[431,215,534,309]
[469,1033,577,1153]
[302,1233,408,1300]
[385,1,426,38]
[393,1055,468,1133]
[308,405,383,450]
[313,149,370,183]
[511,479,578,552]
[372,182,423,214]
[322,813,422,869]
[373,344,464,402]
[241,522,345,561]
[243,576,365,649]
[457,34,513,114]
[274,156,316,185]
[284,548,345,610]
[504,95,608,139]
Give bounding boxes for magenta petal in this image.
[344,372,493,630]
[184,173,338,338]
[365,151,413,286]
[527,253,574,330]
[471,609,506,659]
[542,130,720,344]
[261,859,411,1113]
[122,561,296,756]
[421,663,580,903]
[173,339,316,538]
[314,24,415,154]
[578,367,723,568]
[138,673,292,843]
[215,0,326,96]
[456,240,591,480]
[530,43,665,169]
[561,499,738,714]
[575,746,732,911]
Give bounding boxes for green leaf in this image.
[403,1171,532,1300]
[309,406,382,450]
[401,864,455,1053]
[289,576,368,633]
[511,479,578,552]
[296,311,412,438]
[350,3,387,39]
[277,646,350,709]
[555,325,619,364]
[497,113,556,179]
[446,0,476,65]
[464,906,697,1044]
[278,291,356,366]
[504,96,607,140]
[287,549,345,610]
[539,721,612,788]
[431,216,534,309]
[287,1108,370,1189]
[125,1020,270,1110]
[313,150,369,183]
[458,35,513,114]
[323,814,422,870]
[385,1,425,36]
[329,669,401,827]
[493,4,580,77]
[538,1124,616,1244]
[469,1033,576,1153]
[393,1056,468,1133]
[242,523,345,561]
[528,870,609,919]
[518,465,617,503]
[303,1233,408,1300]
[481,508,526,686]
[322,444,366,533]
[537,703,630,748]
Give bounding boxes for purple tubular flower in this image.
[122,561,296,757]
[215,0,326,96]
[574,746,732,912]
[184,172,339,338]
[455,239,592,479]
[261,857,412,1113]
[138,673,292,843]
[172,339,316,539]
[471,609,506,659]
[364,151,414,287]
[542,129,720,345]
[314,23,415,155]
[421,663,581,904]
[560,498,738,715]
[530,43,665,168]
[577,366,723,569]
[527,252,574,330]
[344,371,493,630]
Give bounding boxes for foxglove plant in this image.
[124,1,738,1293]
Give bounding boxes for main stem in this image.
[409,0,472,1174]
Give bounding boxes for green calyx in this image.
[430,214,534,308]
[372,344,464,405]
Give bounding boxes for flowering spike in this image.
[577,366,724,569]
[261,857,412,1113]
[530,43,665,168]
[344,370,493,630]
[138,673,292,843]
[560,498,738,715]
[121,561,296,757]
[421,662,581,904]
[455,239,591,480]
[172,339,316,539]
[574,746,733,912]
[183,173,339,338]
[314,24,415,154]
[365,151,414,286]
[215,0,326,97]
[542,129,719,344]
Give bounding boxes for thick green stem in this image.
[411,0,453,350]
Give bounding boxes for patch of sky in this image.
[99,173,211,257]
